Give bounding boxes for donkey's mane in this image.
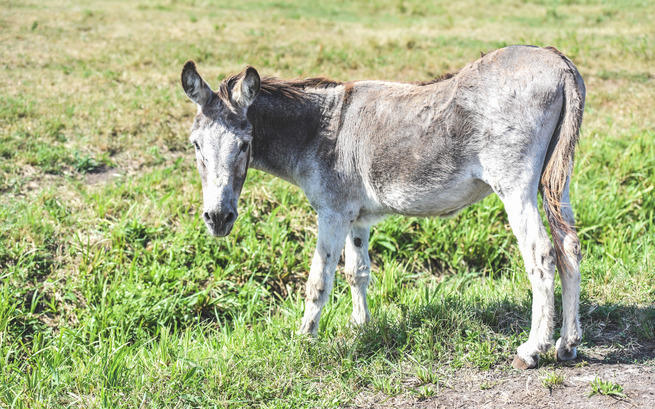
[217,74,343,102]
[217,75,241,102]
[259,77,343,99]
[413,71,458,86]
[218,70,458,103]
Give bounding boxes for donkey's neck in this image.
[247,89,336,184]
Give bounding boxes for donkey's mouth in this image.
[203,209,237,237]
[206,221,234,237]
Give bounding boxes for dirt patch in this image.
[353,346,655,409]
[426,363,653,409]
[84,166,122,185]
[355,363,654,409]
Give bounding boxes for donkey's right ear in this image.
[181,61,212,106]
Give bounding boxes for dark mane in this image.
[217,74,343,103]
[217,69,457,103]
[414,71,458,86]
[217,74,240,103]
[259,76,343,99]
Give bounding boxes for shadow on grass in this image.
[577,299,655,364]
[342,293,655,368]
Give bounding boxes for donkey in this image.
[180,45,585,369]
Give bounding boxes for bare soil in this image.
[421,363,653,409]
[84,166,121,185]
[354,346,655,409]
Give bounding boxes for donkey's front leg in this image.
[344,223,372,326]
[299,211,351,336]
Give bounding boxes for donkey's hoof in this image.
[296,329,314,337]
[556,347,577,362]
[512,354,538,370]
[555,338,578,361]
[349,314,370,328]
[297,320,318,338]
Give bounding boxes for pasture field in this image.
[1,0,654,407]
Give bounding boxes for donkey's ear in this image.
[181,61,212,106]
[231,66,260,109]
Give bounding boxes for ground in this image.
[360,353,655,408]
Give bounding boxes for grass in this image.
[0,0,654,408]
[542,371,565,390]
[588,377,626,398]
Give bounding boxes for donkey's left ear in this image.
[232,66,260,109]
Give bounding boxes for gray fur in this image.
[180,45,586,369]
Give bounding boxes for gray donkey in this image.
[180,45,585,369]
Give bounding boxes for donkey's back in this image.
[335,46,583,222]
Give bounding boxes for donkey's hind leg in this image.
[344,223,372,326]
[552,179,583,361]
[499,189,557,369]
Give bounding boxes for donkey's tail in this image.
[540,48,585,246]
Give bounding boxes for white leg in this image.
[344,223,372,326]
[298,211,351,336]
[553,181,583,361]
[502,192,557,369]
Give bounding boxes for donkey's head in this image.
[181,61,260,236]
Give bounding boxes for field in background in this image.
[1,0,654,407]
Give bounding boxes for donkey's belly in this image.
[377,176,492,217]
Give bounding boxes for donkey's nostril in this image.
[203,212,211,222]
[224,212,235,224]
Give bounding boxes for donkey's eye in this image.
[239,142,249,153]
[192,141,200,150]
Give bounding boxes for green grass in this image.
[1,0,654,408]
[542,371,565,390]
[588,376,626,398]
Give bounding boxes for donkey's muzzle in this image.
[203,208,237,237]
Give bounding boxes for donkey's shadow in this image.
[342,290,655,366]
[573,300,655,364]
